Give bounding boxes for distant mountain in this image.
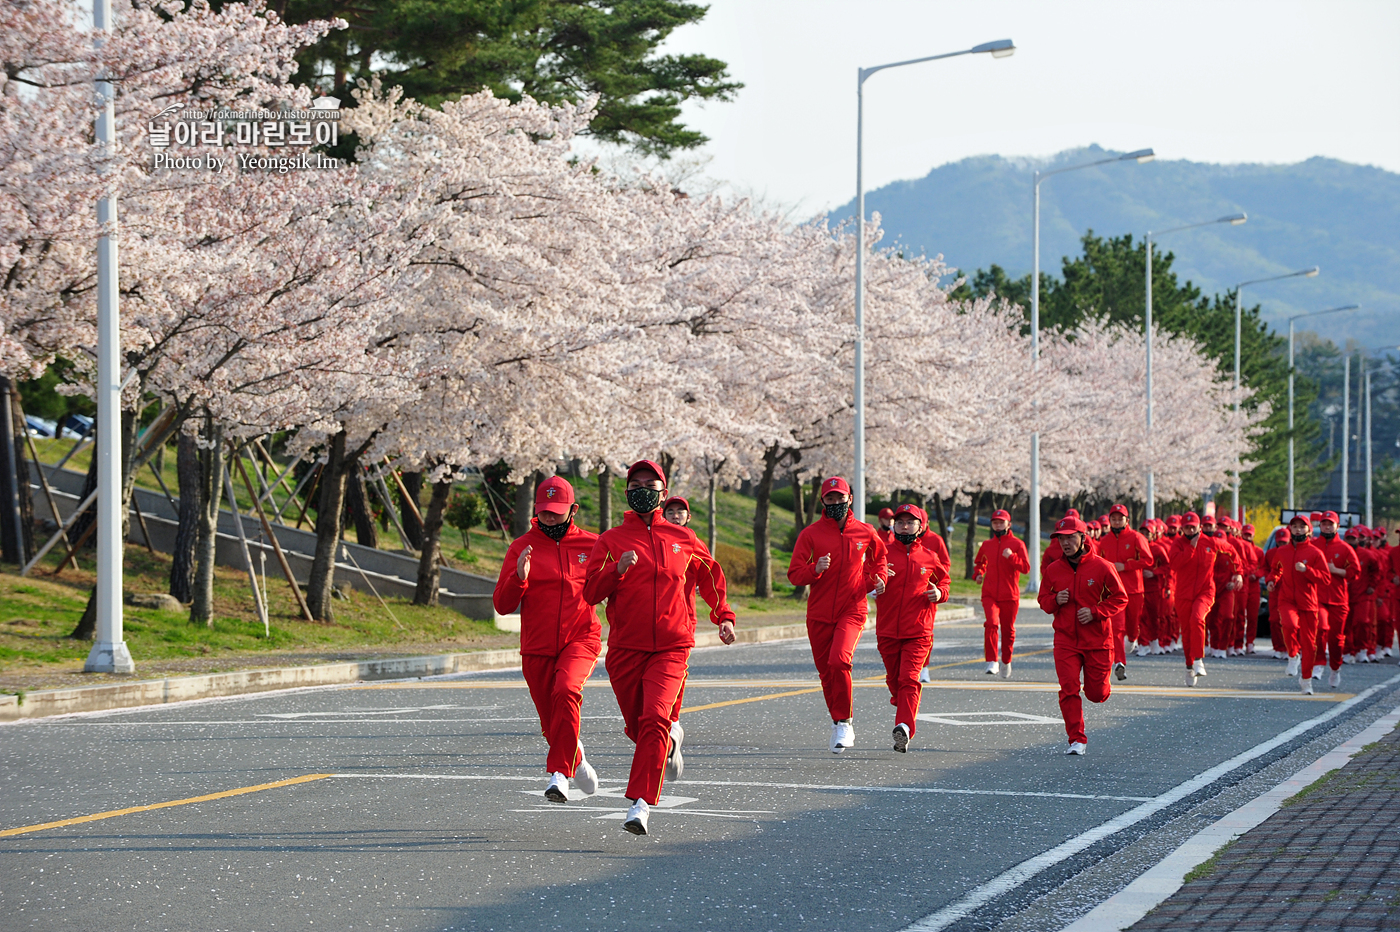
[829,146,1400,348]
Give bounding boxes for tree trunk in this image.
[597,466,612,532]
[399,471,424,549]
[0,378,33,563]
[344,466,379,549]
[933,493,950,543]
[511,474,535,537]
[189,421,225,627]
[806,476,822,527]
[964,490,984,580]
[413,479,452,606]
[306,431,351,622]
[790,471,808,600]
[707,471,719,554]
[169,431,199,603]
[69,431,100,550]
[752,444,784,598]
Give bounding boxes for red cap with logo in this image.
[1064,508,1080,519]
[662,496,690,513]
[992,509,1011,522]
[893,502,927,525]
[1243,524,1255,535]
[878,507,895,519]
[821,476,852,498]
[1182,512,1201,527]
[626,459,668,486]
[1321,511,1340,524]
[1167,515,1182,528]
[1053,515,1088,536]
[1109,503,1129,518]
[1290,513,1313,531]
[534,476,575,515]
[1276,528,1290,542]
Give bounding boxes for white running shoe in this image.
[1151,643,1164,655]
[1246,643,1257,654]
[623,798,650,835]
[1186,667,1199,687]
[918,666,931,684]
[1286,654,1301,677]
[1300,676,1314,696]
[1135,644,1150,657]
[1193,658,1207,677]
[1000,662,1012,679]
[893,723,910,753]
[1359,653,1372,664]
[985,661,1000,675]
[573,750,598,797]
[1329,669,1342,689]
[544,772,569,803]
[1066,742,1087,756]
[666,721,685,781]
[1114,662,1127,682]
[832,719,854,752]
[1312,666,1323,681]
[1369,652,1380,663]
[1343,653,1355,664]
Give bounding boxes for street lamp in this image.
[1144,212,1247,520]
[1027,146,1154,592]
[1286,304,1359,508]
[1230,266,1319,520]
[853,38,1015,519]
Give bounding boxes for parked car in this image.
[24,415,57,438]
[59,413,93,438]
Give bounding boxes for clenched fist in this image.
[618,550,638,575]
[1077,607,1092,624]
[816,553,831,573]
[516,544,533,581]
[1056,589,1070,605]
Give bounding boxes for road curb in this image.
[0,618,826,722]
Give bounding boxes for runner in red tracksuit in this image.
[876,507,895,545]
[1169,511,1238,685]
[1141,520,1168,652]
[494,477,602,803]
[1265,514,1328,693]
[1221,519,1252,653]
[974,508,1030,678]
[582,460,736,836]
[1313,511,1357,687]
[788,475,888,754]
[916,523,952,682]
[1265,529,1291,658]
[1096,504,1152,678]
[875,504,949,752]
[1346,527,1377,662]
[1038,516,1127,755]
[1200,516,1242,657]
[1240,524,1265,654]
[1384,530,1400,657]
[1376,528,1396,658]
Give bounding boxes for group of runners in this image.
[492,460,1400,832]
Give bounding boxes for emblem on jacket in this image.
[672,543,681,554]
[1088,578,1096,586]
[921,567,929,575]
[856,542,866,551]
[578,553,587,564]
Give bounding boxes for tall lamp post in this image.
[85,0,133,674]
[1027,146,1154,592]
[1286,304,1359,508]
[1229,266,1319,521]
[853,38,1015,518]
[1144,213,1248,519]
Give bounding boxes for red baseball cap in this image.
[1109,503,1129,518]
[1182,512,1201,527]
[1167,515,1182,528]
[1097,515,1110,526]
[1275,528,1289,542]
[1320,511,1340,524]
[893,502,927,525]
[821,476,851,497]
[1064,508,1080,519]
[627,459,668,486]
[992,509,1011,522]
[1290,513,1312,531]
[1345,525,1360,538]
[534,476,575,515]
[1310,511,1322,522]
[1243,524,1255,535]
[1053,516,1088,536]
[662,496,690,512]
[878,507,895,519]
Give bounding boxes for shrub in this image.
[715,543,756,587]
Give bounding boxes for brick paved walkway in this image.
[1130,721,1400,931]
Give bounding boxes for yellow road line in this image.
[680,687,823,714]
[860,648,1055,680]
[913,680,1351,701]
[0,773,333,839]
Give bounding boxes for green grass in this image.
[1183,838,1238,884]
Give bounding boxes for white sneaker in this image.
[1135,644,1150,657]
[1193,658,1206,677]
[1329,669,1341,689]
[918,666,931,683]
[1369,652,1380,662]
[832,719,854,752]
[1300,676,1314,696]
[573,750,598,796]
[1151,643,1164,655]
[1186,667,1199,687]
[1066,742,1087,756]
[1359,653,1372,664]
[666,721,685,781]
[893,723,910,753]
[1343,653,1355,664]
[544,772,569,803]
[623,798,650,835]
[1312,666,1324,681]
[999,662,1012,680]
[1246,643,1257,654]
[985,661,1000,675]
[1113,662,1127,682]
[1286,655,1301,677]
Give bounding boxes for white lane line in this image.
[1060,700,1400,932]
[899,671,1400,932]
[672,780,1150,803]
[508,807,772,821]
[65,716,624,725]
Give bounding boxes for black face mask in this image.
[824,502,849,522]
[539,518,571,541]
[1321,530,1336,540]
[992,528,1006,538]
[1291,531,1307,543]
[894,531,919,546]
[626,487,662,515]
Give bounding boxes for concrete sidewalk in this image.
[1126,708,1400,931]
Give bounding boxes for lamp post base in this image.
[83,640,135,674]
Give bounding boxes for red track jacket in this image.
[583,510,735,652]
[788,514,888,625]
[493,520,600,657]
[875,535,950,639]
[1037,551,1128,651]
[1313,534,1358,605]
[974,532,1031,602]
[1266,538,1327,612]
[1095,527,1153,594]
[1168,534,1230,604]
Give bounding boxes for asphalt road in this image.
[3,613,1398,932]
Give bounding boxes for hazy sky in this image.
[654,0,1400,215]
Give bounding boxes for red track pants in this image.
[1206,589,1234,651]
[1244,581,1262,647]
[807,615,865,722]
[1054,643,1111,746]
[1276,602,1320,678]
[1111,591,1144,664]
[1141,588,1164,647]
[879,633,933,735]
[1375,598,1392,655]
[605,646,689,806]
[1270,586,1287,654]
[982,598,1019,664]
[1176,592,1212,666]
[522,637,601,776]
[1317,601,1348,671]
[1346,596,1372,658]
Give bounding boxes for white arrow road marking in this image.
[917,711,1062,725]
